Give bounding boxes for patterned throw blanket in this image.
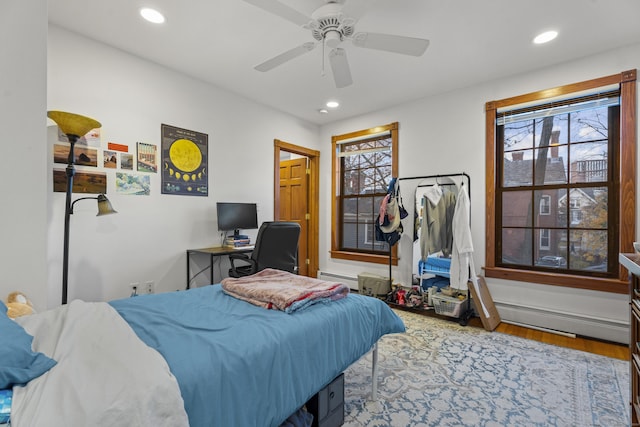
[221,268,349,313]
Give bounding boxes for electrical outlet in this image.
[145,280,155,294]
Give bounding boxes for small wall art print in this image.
[137,142,158,173]
[116,172,150,195]
[103,150,117,169]
[53,144,98,167]
[121,153,134,170]
[53,169,107,194]
[161,124,208,196]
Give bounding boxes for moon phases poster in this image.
[161,124,208,196]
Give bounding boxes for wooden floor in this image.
[394,304,629,361]
[465,316,629,360]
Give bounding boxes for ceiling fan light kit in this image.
[245,0,429,88]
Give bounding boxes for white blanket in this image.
[11,300,189,427]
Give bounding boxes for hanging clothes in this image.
[450,183,473,290]
[419,184,456,260]
[449,183,491,319]
[375,178,407,247]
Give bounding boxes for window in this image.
[539,195,551,215]
[331,122,399,264]
[485,70,636,293]
[539,229,550,250]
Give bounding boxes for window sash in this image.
[331,122,399,265]
[496,102,617,276]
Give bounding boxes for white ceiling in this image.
[48,0,640,125]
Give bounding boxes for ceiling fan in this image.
[243,0,429,88]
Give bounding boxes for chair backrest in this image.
[251,221,301,273]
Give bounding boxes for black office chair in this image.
[228,221,301,277]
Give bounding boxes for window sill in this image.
[330,250,398,266]
[484,266,627,294]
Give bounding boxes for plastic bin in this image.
[431,293,466,317]
[419,254,452,278]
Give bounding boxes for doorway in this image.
[273,139,319,278]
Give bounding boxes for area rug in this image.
[343,309,629,427]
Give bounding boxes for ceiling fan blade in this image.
[242,0,311,27]
[329,48,353,88]
[254,42,316,72]
[352,32,429,56]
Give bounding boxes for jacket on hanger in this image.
[450,184,473,290]
[419,184,456,260]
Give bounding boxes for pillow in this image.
[0,301,56,388]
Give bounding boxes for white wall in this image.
[44,26,319,306]
[0,0,48,310]
[318,44,640,343]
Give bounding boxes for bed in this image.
[2,283,405,426]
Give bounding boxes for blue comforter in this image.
[110,285,405,427]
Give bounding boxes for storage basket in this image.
[431,293,466,317]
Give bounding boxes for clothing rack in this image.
[400,172,470,193]
[398,171,470,242]
[395,172,473,325]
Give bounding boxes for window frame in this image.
[331,122,399,265]
[485,70,636,294]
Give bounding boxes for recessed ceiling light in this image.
[318,109,329,114]
[326,100,339,109]
[533,30,558,44]
[140,8,165,24]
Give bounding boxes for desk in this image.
[186,246,253,289]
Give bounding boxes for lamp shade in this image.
[47,111,101,138]
[96,194,117,216]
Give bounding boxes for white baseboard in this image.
[494,300,628,345]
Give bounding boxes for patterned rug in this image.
[343,309,629,427]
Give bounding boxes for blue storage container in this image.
[418,254,451,278]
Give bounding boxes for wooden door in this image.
[279,157,308,276]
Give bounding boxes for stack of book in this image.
[224,235,251,248]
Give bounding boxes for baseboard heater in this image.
[317,271,359,290]
[494,299,628,345]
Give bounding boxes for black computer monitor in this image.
[216,202,258,237]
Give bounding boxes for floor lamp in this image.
[47,111,117,305]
